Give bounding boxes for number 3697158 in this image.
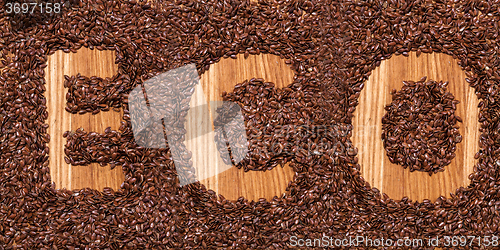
[5,2,62,14]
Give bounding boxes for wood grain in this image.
[352,52,480,202]
[46,49,296,201]
[195,54,296,201]
[47,49,479,202]
[46,48,125,191]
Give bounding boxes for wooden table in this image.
[45,49,479,202]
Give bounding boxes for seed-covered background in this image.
[0,0,498,249]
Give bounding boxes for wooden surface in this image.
[46,48,296,200]
[45,48,125,191]
[352,52,479,201]
[193,54,296,201]
[46,49,480,202]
